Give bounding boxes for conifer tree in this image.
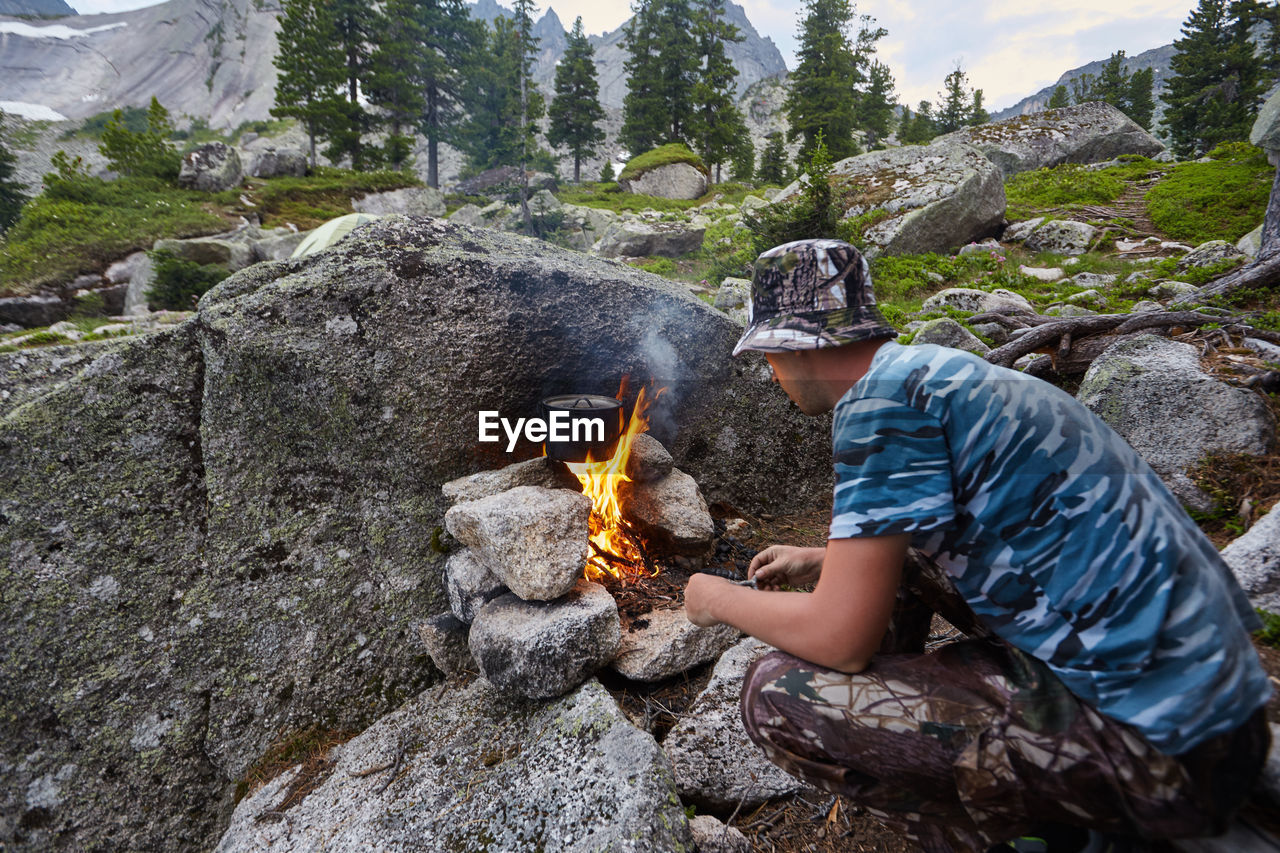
[935,65,972,134]
[272,0,345,168]
[1047,85,1070,109]
[1070,72,1098,104]
[100,97,180,181]
[1162,0,1264,157]
[457,16,546,175]
[548,16,606,182]
[366,0,425,171]
[899,100,935,144]
[620,0,667,154]
[968,89,989,126]
[1095,51,1130,106]
[757,131,789,184]
[599,159,616,182]
[420,0,482,188]
[658,0,700,143]
[858,60,896,148]
[1127,68,1156,129]
[690,0,749,182]
[784,0,885,163]
[0,115,27,234]
[329,0,383,169]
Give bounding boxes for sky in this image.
[67,0,1197,112]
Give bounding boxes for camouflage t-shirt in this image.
[830,341,1270,754]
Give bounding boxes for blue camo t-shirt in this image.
[830,341,1270,754]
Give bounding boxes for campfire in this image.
[563,384,661,583]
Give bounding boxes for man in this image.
[683,238,1272,853]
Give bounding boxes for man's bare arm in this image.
[684,534,909,673]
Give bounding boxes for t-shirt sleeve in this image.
[829,396,956,539]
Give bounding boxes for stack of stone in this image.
[418,435,739,698]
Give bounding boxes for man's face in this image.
[766,350,828,415]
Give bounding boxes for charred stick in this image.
[590,542,639,570]
[619,520,656,575]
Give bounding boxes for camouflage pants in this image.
[740,554,1270,853]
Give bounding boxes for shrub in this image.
[145,249,231,310]
[744,133,839,258]
[99,97,181,182]
[636,257,676,275]
[1145,144,1272,244]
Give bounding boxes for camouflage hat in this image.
[732,238,897,356]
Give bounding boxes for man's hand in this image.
[684,572,731,627]
[748,545,825,589]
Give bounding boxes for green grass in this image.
[556,180,769,214]
[618,143,707,183]
[1145,143,1272,245]
[1257,609,1280,647]
[0,175,226,296]
[239,167,418,229]
[1004,164,1129,220]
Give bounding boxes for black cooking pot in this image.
[541,394,624,463]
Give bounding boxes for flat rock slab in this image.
[619,161,709,200]
[214,678,693,853]
[445,485,590,601]
[610,605,740,682]
[469,580,621,699]
[664,637,813,810]
[1078,335,1275,510]
[595,220,707,258]
[937,102,1165,178]
[1220,501,1280,612]
[921,287,1034,315]
[441,456,580,505]
[621,468,715,557]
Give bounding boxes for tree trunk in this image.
[1259,161,1280,258]
[573,156,581,183]
[427,136,438,189]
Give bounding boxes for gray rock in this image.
[664,637,809,809]
[0,294,67,328]
[596,220,706,258]
[442,456,579,505]
[619,161,709,200]
[921,287,1034,315]
[1020,265,1065,282]
[123,253,156,315]
[1219,501,1280,613]
[620,468,715,558]
[1260,723,1280,809]
[1238,223,1264,259]
[444,485,590,602]
[416,612,473,676]
[153,236,254,271]
[0,339,125,418]
[1024,219,1098,255]
[957,239,1003,256]
[1045,304,1098,317]
[1130,300,1164,313]
[688,815,751,853]
[178,142,243,192]
[1147,280,1199,299]
[214,679,693,853]
[935,102,1165,178]
[611,606,740,682]
[1071,272,1118,289]
[250,228,309,263]
[775,141,1005,258]
[352,186,447,218]
[1177,240,1247,272]
[1078,335,1275,509]
[911,317,991,356]
[0,217,835,850]
[448,203,484,227]
[248,147,306,179]
[527,188,563,218]
[1066,288,1107,308]
[969,321,1009,346]
[1245,337,1280,362]
[625,432,674,484]
[1004,217,1045,241]
[104,251,148,285]
[713,277,751,311]
[468,580,621,698]
[1250,85,1280,154]
[446,548,507,624]
[560,202,618,250]
[740,194,770,213]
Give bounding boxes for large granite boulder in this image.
[247,147,307,178]
[619,162,710,200]
[178,142,243,192]
[595,219,707,258]
[214,679,694,852]
[936,102,1166,178]
[351,186,447,218]
[0,294,67,328]
[1251,86,1280,159]
[0,216,832,851]
[152,235,254,271]
[1077,335,1275,509]
[775,141,1006,258]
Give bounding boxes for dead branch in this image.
[1170,250,1280,307]
[1113,311,1229,335]
[985,315,1130,367]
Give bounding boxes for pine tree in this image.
[899,100,936,144]
[599,159,616,182]
[328,0,382,169]
[271,0,345,168]
[757,131,788,184]
[620,0,667,154]
[858,60,896,148]
[729,137,755,182]
[457,16,546,175]
[0,115,28,234]
[420,0,482,188]
[784,0,885,163]
[1127,68,1156,129]
[689,0,749,183]
[935,65,972,134]
[1071,72,1098,104]
[968,89,989,126]
[1047,85,1070,109]
[548,16,606,182]
[1094,51,1130,107]
[100,97,180,181]
[658,0,700,144]
[1162,0,1264,157]
[366,0,424,171]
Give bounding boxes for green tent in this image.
[290,213,382,259]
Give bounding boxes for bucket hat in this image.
[732,238,897,356]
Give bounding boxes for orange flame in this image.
[565,385,660,582]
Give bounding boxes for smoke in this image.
[639,326,682,445]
